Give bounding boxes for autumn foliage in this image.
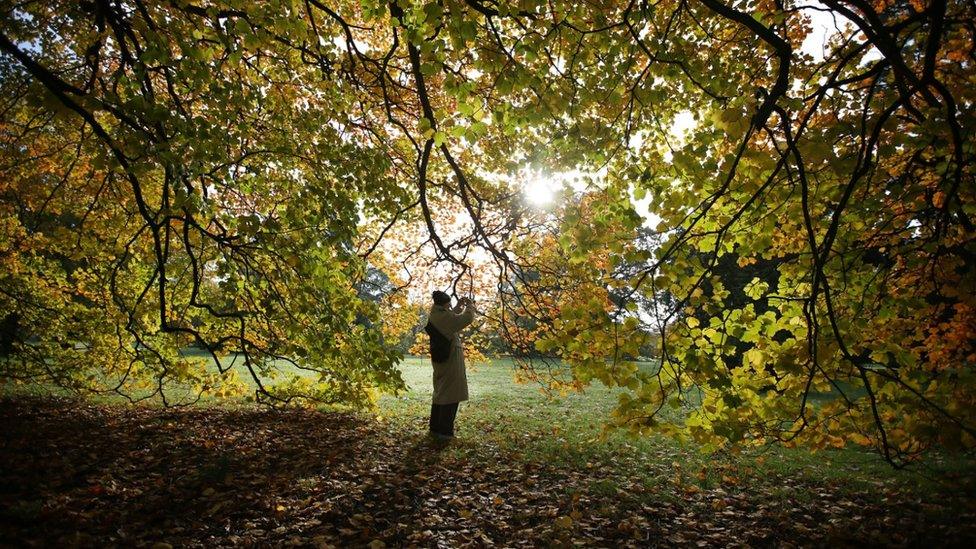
[1,0,974,465]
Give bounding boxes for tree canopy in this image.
[1,0,973,465]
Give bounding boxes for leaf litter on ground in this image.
[1,397,973,547]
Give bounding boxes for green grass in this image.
[378,357,973,501]
[4,352,971,502]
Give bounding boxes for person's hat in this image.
[432,290,451,305]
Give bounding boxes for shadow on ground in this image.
[1,397,973,547]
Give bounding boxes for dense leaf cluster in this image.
[1,0,973,464]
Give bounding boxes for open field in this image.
[382,357,971,495]
[2,356,974,546]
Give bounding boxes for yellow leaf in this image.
[850,433,872,446]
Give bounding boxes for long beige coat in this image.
[427,303,475,404]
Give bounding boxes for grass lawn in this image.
[2,354,974,546]
[5,352,971,495]
[381,357,972,498]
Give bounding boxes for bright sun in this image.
[523,175,556,206]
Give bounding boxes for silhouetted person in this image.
[425,290,475,439]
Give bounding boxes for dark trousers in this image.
[429,402,459,436]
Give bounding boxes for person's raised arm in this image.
[459,301,476,328]
[441,299,475,333]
